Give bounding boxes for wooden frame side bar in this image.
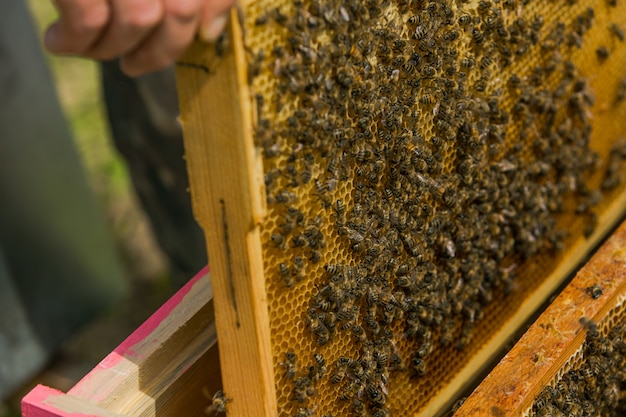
[175,11,276,417]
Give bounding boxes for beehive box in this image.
[21,268,221,417]
[455,218,626,416]
[175,0,626,415]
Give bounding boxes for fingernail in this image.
[201,12,229,42]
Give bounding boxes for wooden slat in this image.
[175,10,276,417]
[22,386,125,417]
[455,220,626,416]
[22,268,219,417]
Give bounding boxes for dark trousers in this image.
[100,62,207,286]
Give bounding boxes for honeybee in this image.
[309,250,322,264]
[279,263,294,288]
[292,376,315,403]
[579,317,599,338]
[596,46,610,61]
[471,27,485,46]
[293,256,306,282]
[281,350,298,380]
[330,358,348,384]
[407,14,421,25]
[247,49,264,83]
[477,0,492,13]
[456,323,474,350]
[459,14,472,26]
[312,353,326,372]
[460,57,475,69]
[532,389,550,410]
[610,23,625,41]
[366,384,386,406]
[275,190,297,204]
[294,408,314,417]
[271,233,287,249]
[372,408,390,417]
[350,398,367,417]
[337,305,358,330]
[413,25,427,40]
[352,324,368,343]
[205,390,231,415]
[334,199,346,219]
[309,315,331,345]
[410,355,427,377]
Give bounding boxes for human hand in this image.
[44,0,235,76]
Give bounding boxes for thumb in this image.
[199,0,235,42]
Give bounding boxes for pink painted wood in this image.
[22,385,85,417]
[21,266,218,417]
[21,384,123,417]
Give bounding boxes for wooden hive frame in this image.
[174,5,626,417]
[455,218,626,416]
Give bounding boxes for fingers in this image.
[87,0,164,60]
[199,0,235,42]
[120,0,204,76]
[45,0,111,54]
[44,0,238,76]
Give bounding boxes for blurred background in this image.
[1,2,194,415]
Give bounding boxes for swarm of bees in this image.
[240,0,626,415]
[529,318,626,417]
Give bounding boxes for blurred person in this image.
[0,0,127,399]
[1,0,235,399]
[99,59,209,286]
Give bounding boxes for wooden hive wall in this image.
[176,0,626,415]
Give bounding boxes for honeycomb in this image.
[525,299,626,416]
[194,0,626,415]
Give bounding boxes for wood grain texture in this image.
[175,10,276,417]
[455,220,626,416]
[21,268,218,417]
[22,385,125,417]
